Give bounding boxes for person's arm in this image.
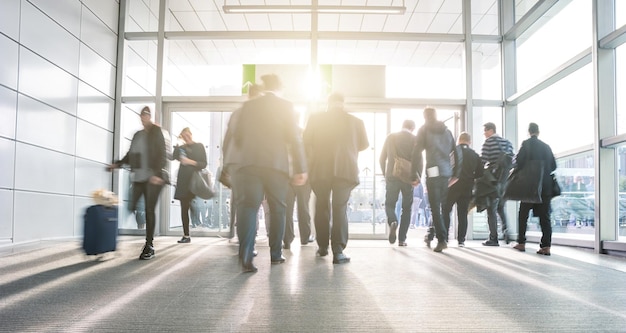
[379,136,390,176]
[411,130,425,183]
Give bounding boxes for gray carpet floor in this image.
[1,233,626,332]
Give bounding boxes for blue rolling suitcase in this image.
[83,205,118,255]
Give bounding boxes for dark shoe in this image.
[139,244,155,260]
[177,237,191,243]
[388,221,398,244]
[398,242,408,247]
[283,243,291,250]
[316,248,329,257]
[458,242,465,248]
[242,262,258,273]
[513,243,526,252]
[503,233,511,244]
[433,242,447,253]
[537,247,551,256]
[271,256,286,264]
[482,240,499,247]
[333,253,351,264]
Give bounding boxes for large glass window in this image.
[471,0,498,35]
[385,42,465,99]
[126,0,158,32]
[517,65,594,154]
[515,0,540,23]
[617,0,626,29]
[516,1,591,90]
[619,144,626,240]
[472,43,502,100]
[124,40,157,96]
[617,44,626,135]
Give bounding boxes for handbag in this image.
[551,174,561,197]
[503,160,544,203]
[390,134,414,184]
[190,169,214,199]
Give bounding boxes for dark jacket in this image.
[454,143,483,189]
[223,92,307,176]
[303,108,369,186]
[516,135,557,201]
[379,130,416,181]
[411,120,459,180]
[173,142,207,200]
[116,124,167,181]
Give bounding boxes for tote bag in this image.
[190,169,214,199]
[503,160,544,203]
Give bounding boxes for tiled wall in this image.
[0,0,119,244]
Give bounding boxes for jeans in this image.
[311,177,355,255]
[384,178,414,242]
[486,195,508,241]
[191,196,209,227]
[232,166,290,265]
[517,201,552,248]
[426,176,449,243]
[130,181,164,245]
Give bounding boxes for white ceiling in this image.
[128,0,536,68]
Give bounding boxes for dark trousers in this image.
[442,180,472,243]
[426,176,449,243]
[517,201,552,248]
[130,181,164,245]
[179,195,192,237]
[284,182,312,245]
[232,167,289,265]
[311,177,355,255]
[384,178,414,242]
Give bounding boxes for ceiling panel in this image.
[338,14,364,32]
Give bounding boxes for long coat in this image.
[516,135,557,202]
[173,142,207,200]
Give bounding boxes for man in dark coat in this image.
[223,74,308,273]
[512,123,557,255]
[303,92,369,264]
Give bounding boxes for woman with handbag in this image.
[173,127,207,243]
[512,123,557,255]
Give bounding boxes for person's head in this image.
[458,132,471,145]
[327,92,345,111]
[140,106,152,128]
[423,107,437,123]
[402,119,415,132]
[528,122,539,136]
[483,122,496,138]
[248,84,263,99]
[261,74,282,92]
[178,127,193,144]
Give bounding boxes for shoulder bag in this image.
[391,135,413,184]
[503,159,544,203]
[190,169,215,199]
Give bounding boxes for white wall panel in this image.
[79,43,116,98]
[18,47,79,115]
[76,119,113,163]
[77,82,114,131]
[0,0,20,40]
[0,34,19,90]
[0,138,16,188]
[16,95,77,155]
[0,189,13,239]
[81,7,118,65]
[20,1,80,76]
[13,191,74,242]
[28,0,82,38]
[14,142,75,195]
[0,85,17,139]
[74,157,111,198]
[82,0,120,34]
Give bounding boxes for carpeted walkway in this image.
[1,234,626,332]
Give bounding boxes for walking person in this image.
[108,106,167,260]
[411,107,459,253]
[380,120,417,246]
[512,123,557,255]
[480,122,515,246]
[223,75,307,273]
[303,92,369,264]
[172,127,207,243]
[442,132,483,247]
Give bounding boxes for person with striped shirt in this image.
[481,122,514,246]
